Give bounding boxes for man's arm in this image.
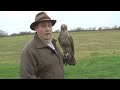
[20,49,40,79]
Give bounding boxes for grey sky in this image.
[0,11,120,35]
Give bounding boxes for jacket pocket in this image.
[38,72,54,79]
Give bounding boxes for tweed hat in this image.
[30,12,56,30]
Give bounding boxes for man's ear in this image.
[34,26,38,30]
[34,22,39,30]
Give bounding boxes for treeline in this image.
[54,25,120,33]
[0,30,8,37]
[0,30,35,37]
[0,25,120,37]
[10,31,35,36]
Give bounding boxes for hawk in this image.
[58,24,76,65]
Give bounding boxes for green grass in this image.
[65,55,120,79]
[1,30,120,79]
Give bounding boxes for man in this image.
[20,12,64,79]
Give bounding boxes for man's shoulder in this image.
[22,39,35,51]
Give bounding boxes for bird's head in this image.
[60,24,67,31]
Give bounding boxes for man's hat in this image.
[30,12,56,30]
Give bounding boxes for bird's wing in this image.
[58,34,62,47]
[68,35,74,54]
[58,34,64,50]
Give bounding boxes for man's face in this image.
[35,21,52,40]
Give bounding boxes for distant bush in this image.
[0,30,8,37]
[54,29,60,33]
[10,31,35,36]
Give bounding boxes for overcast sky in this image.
[0,11,120,35]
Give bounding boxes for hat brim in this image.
[30,19,56,30]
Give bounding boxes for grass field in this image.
[0,30,120,79]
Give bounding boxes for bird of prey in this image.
[58,24,76,65]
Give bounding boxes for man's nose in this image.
[46,26,51,31]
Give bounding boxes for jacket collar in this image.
[34,32,57,49]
